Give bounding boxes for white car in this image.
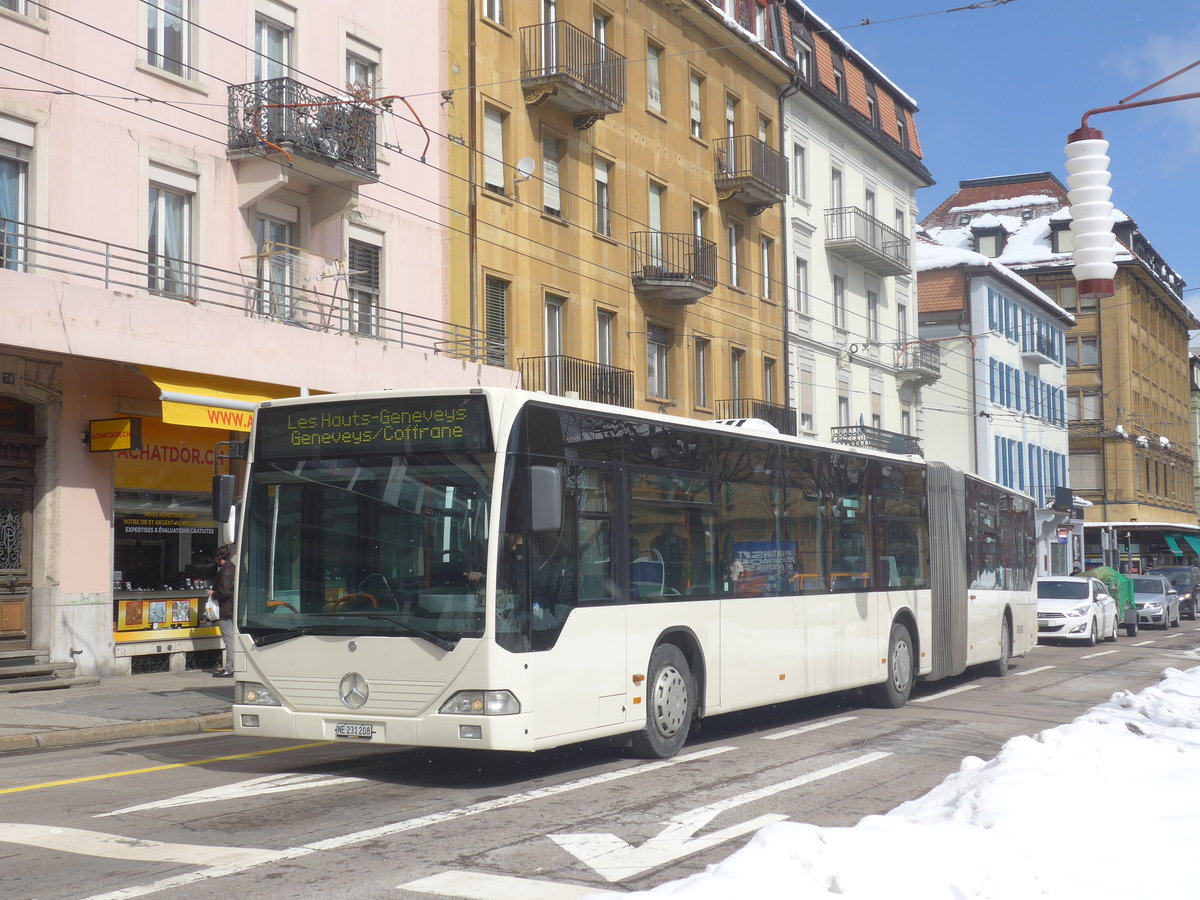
[1036,576,1120,645]
[1132,575,1181,630]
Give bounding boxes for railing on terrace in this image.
[0,217,493,362]
[824,206,910,275]
[830,424,923,456]
[520,21,627,115]
[227,77,377,176]
[713,135,787,211]
[518,355,634,407]
[713,399,797,436]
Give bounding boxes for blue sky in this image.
[826,0,1200,324]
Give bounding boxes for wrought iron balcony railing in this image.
[714,399,797,436]
[0,216,496,363]
[824,206,910,276]
[518,356,634,407]
[629,231,717,304]
[893,340,941,383]
[713,135,787,214]
[520,21,626,127]
[830,424,923,456]
[227,77,377,178]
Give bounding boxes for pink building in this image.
[0,1,514,677]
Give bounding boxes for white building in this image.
[780,2,936,451]
[915,239,1076,573]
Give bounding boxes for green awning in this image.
[1183,535,1200,558]
[1164,535,1184,557]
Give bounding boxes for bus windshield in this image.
[237,451,494,647]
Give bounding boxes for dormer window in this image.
[973,226,1005,258]
[830,52,846,102]
[1049,221,1073,254]
[792,26,813,83]
[865,82,879,127]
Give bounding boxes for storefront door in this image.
[0,476,32,648]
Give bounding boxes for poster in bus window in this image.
[732,541,796,595]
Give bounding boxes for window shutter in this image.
[484,107,504,191]
[484,276,508,365]
[542,135,560,215]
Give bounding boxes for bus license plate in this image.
[334,722,374,739]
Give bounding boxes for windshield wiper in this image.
[356,612,459,651]
[250,626,348,647]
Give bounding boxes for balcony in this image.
[518,356,634,407]
[520,21,627,129]
[713,136,787,215]
[824,206,910,276]
[0,216,496,363]
[1020,332,1057,365]
[227,77,378,186]
[893,340,941,384]
[629,232,718,304]
[714,399,797,436]
[830,425,923,456]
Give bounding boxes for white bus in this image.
[223,388,1036,758]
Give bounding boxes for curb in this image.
[0,713,233,753]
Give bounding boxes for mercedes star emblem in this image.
[339,672,369,709]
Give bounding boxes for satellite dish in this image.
[515,157,535,182]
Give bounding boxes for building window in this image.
[975,229,1003,258]
[647,324,670,399]
[594,157,612,236]
[0,124,31,271]
[482,0,504,25]
[346,37,380,94]
[760,237,774,300]
[1068,389,1101,422]
[730,347,744,401]
[837,386,850,428]
[689,72,704,138]
[833,273,846,330]
[894,103,909,150]
[597,309,614,366]
[147,0,189,78]
[794,35,812,82]
[867,287,880,342]
[147,174,194,298]
[647,43,663,114]
[483,105,507,195]
[792,143,807,200]
[1070,451,1103,492]
[255,12,292,81]
[865,82,880,127]
[896,300,909,344]
[544,293,565,393]
[484,274,509,366]
[254,212,294,318]
[347,236,381,336]
[1051,223,1073,254]
[1065,335,1099,367]
[830,51,846,102]
[794,256,809,317]
[830,165,843,207]
[727,221,742,288]
[763,357,775,404]
[694,338,710,408]
[542,131,562,217]
[798,361,814,431]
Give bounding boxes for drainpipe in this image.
[777,61,804,420]
[467,0,479,346]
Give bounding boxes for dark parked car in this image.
[1147,566,1200,621]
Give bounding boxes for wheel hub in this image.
[650,665,688,737]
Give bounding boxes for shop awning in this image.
[1182,535,1200,558]
[140,366,303,432]
[1164,534,1185,557]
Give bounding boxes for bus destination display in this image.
[257,396,491,457]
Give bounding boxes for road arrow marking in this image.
[0,823,277,868]
[95,772,364,817]
[402,869,622,899]
[911,684,979,702]
[550,751,890,882]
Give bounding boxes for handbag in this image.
[204,596,220,622]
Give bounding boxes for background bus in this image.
[226,388,1036,758]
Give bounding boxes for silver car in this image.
[1132,575,1180,630]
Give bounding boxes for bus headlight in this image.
[439,690,521,716]
[238,682,281,706]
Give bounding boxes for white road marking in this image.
[761,715,857,741]
[96,773,364,818]
[550,751,890,882]
[401,870,622,899]
[910,684,980,703]
[76,746,735,900]
[1079,650,1119,660]
[0,823,275,868]
[1131,640,1156,646]
[1011,665,1056,677]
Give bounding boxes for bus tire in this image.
[866,622,914,709]
[631,643,694,759]
[984,616,1012,677]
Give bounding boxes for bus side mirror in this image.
[212,474,236,523]
[528,465,563,533]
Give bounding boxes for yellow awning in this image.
[140,366,301,432]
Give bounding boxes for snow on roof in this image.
[948,195,1060,214]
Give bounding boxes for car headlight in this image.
[1069,603,1092,617]
[1143,602,1163,612]
[439,690,521,715]
[238,681,281,706]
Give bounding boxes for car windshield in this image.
[1151,570,1190,588]
[1132,577,1165,595]
[1037,580,1089,600]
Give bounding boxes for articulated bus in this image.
[226,388,1036,758]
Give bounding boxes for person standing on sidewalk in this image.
[209,544,236,678]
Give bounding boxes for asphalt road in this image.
[2,626,1197,900]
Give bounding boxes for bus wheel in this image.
[866,623,914,709]
[984,617,1012,677]
[632,644,694,759]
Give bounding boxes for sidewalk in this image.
[0,669,233,753]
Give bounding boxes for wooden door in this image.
[0,479,32,648]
